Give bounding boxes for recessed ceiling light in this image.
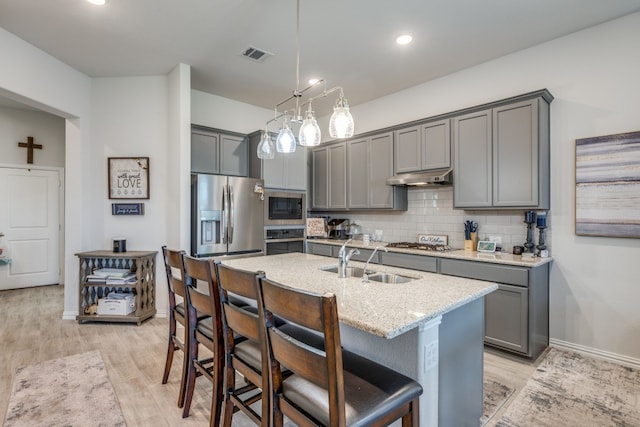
[396,34,413,45]
[87,0,108,5]
[308,78,320,85]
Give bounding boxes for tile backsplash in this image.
[331,187,551,253]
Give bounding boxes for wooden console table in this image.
[75,250,157,325]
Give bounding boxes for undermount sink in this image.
[365,272,416,284]
[319,265,417,283]
[320,265,372,278]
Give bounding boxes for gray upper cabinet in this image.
[192,130,220,175]
[192,126,248,176]
[394,126,422,173]
[493,100,545,207]
[220,134,248,176]
[312,142,347,210]
[347,137,369,208]
[394,119,451,173]
[328,142,347,209]
[453,94,551,209]
[422,119,451,170]
[249,131,307,191]
[347,132,402,209]
[369,133,397,208]
[311,147,329,209]
[453,109,493,208]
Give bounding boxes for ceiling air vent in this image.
[241,46,273,62]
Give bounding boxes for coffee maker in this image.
[326,219,349,240]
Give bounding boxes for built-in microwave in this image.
[264,192,306,226]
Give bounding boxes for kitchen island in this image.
[222,252,498,427]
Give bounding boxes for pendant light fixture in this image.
[264,0,355,157]
[256,127,275,159]
[329,92,354,139]
[276,115,296,153]
[299,104,322,147]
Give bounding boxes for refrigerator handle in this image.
[229,185,235,244]
[222,184,228,244]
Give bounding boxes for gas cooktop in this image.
[385,242,452,252]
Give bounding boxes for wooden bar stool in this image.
[160,246,209,409]
[215,262,269,427]
[181,255,226,425]
[258,276,423,426]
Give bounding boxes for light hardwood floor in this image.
[1,285,541,426]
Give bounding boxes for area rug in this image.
[4,350,126,427]
[482,378,515,425]
[496,348,640,426]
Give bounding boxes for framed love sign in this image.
[108,157,150,199]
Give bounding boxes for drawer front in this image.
[306,243,333,257]
[380,252,438,273]
[350,248,378,263]
[439,258,529,287]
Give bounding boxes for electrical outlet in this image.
[488,235,502,244]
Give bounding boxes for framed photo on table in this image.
[108,157,150,199]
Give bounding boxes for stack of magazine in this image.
[87,268,137,285]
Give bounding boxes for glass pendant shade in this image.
[298,110,322,146]
[276,121,296,153]
[257,130,275,159]
[329,97,354,138]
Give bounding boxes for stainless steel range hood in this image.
[386,168,452,186]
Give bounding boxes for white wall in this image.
[191,89,272,134]
[0,107,65,166]
[342,12,640,363]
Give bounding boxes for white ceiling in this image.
[2,0,640,116]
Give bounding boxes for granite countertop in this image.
[308,238,553,268]
[222,253,497,340]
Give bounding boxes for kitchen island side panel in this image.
[340,297,484,427]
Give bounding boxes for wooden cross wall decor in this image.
[18,136,42,164]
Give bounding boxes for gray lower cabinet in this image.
[191,126,248,176]
[453,93,551,209]
[305,242,549,359]
[379,251,438,273]
[307,242,333,257]
[439,258,549,359]
[484,283,528,354]
[307,242,380,264]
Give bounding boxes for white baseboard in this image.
[550,338,640,370]
[63,310,78,320]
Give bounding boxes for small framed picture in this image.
[108,157,150,199]
[477,240,497,253]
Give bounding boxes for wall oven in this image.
[264,192,306,226]
[264,227,305,255]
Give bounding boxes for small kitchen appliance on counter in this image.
[327,218,349,240]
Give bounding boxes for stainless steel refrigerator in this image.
[191,173,265,258]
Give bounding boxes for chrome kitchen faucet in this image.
[337,239,360,278]
[362,245,388,283]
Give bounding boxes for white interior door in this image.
[0,167,60,290]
